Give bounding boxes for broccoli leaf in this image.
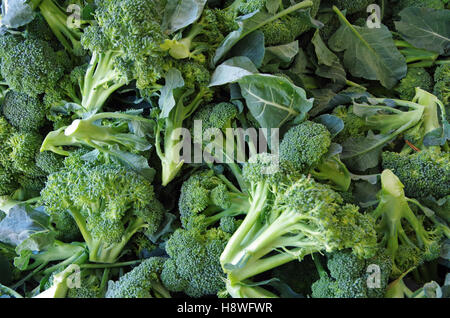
[311,31,346,85]
[395,8,450,56]
[162,0,207,34]
[209,56,258,87]
[237,74,313,129]
[0,0,35,28]
[329,7,406,89]
[158,69,185,118]
[229,31,265,68]
[0,204,54,251]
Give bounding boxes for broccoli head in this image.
[41,153,165,263]
[395,68,433,101]
[106,257,170,298]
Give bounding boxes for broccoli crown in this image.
[333,105,370,143]
[161,227,229,297]
[193,102,239,134]
[325,0,373,15]
[382,150,450,199]
[179,170,249,230]
[7,131,44,177]
[0,34,64,97]
[35,151,65,175]
[280,121,332,172]
[67,270,103,298]
[261,0,322,46]
[95,0,167,58]
[434,64,449,108]
[371,170,445,278]
[312,248,392,298]
[41,155,164,263]
[106,257,169,298]
[0,165,18,196]
[1,90,47,132]
[395,68,433,101]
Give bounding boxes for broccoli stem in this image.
[80,51,127,115]
[225,280,278,298]
[38,0,84,55]
[310,156,351,192]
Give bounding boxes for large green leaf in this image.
[237,74,313,129]
[162,0,207,34]
[329,7,407,89]
[395,8,450,56]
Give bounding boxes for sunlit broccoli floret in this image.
[280,121,351,191]
[106,257,170,298]
[311,248,393,298]
[0,34,64,97]
[41,155,165,263]
[7,131,44,177]
[161,227,229,297]
[35,151,65,175]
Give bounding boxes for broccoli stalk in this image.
[371,170,445,278]
[220,154,377,297]
[155,89,209,186]
[30,0,87,56]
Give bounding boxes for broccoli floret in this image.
[220,154,378,297]
[434,64,449,116]
[35,151,65,175]
[324,0,373,15]
[311,249,393,298]
[333,106,370,143]
[0,166,19,197]
[161,227,229,297]
[179,170,249,230]
[280,121,351,191]
[1,90,47,132]
[105,257,170,298]
[7,131,44,177]
[67,269,103,298]
[371,170,446,278]
[395,68,433,101]
[382,150,450,200]
[0,33,64,97]
[41,157,164,263]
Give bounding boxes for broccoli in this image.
[40,154,165,263]
[382,150,449,200]
[434,64,449,115]
[35,151,65,175]
[395,68,433,101]
[28,0,89,56]
[7,131,45,177]
[371,170,447,278]
[67,269,104,298]
[324,0,373,15]
[105,257,170,298]
[1,90,47,132]
[311,249,392,298]
[154,68,212,186]
[220,153,377,297]
[161,227,229,297]
[0,33,65,97]
[332,105,370,143]
[280,121,351,191]
[178,170,250,231]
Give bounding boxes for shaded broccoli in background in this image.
[332,105,370,144]
[1,90,47,132]
[395,68,432,101]
[41,152,165,263]
[106,257,170,298]
[324,0,373,15]
[311,249,392,298]
[161,227,229,297]
[434,64,449,117]
[393,0,445,16]
[280,121,351,191]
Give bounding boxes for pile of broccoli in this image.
[0,0,448,300]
